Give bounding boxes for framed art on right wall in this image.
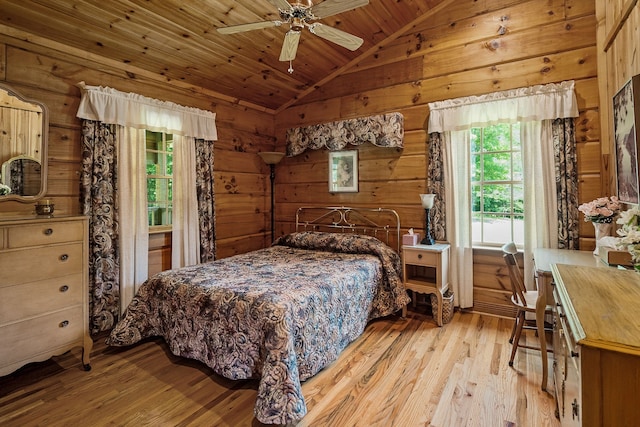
[614,74,640,204]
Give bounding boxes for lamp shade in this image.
[420,193,435,209]
[258,151,285,165]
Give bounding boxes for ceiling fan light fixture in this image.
[218,0,369,72]
[290,17,305,31]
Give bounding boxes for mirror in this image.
[2,155,42,196]
[0,83,48,202]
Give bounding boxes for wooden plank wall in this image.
[596,1,640,194]
[275,0,601,316]
[0,0,614,318]
[0,32,275,260]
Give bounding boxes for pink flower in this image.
[578,196,621,223]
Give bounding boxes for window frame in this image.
[470,123,524,248]
[146,131,173,231]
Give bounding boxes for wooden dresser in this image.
[0,215,92,376]
[551,263,640,426]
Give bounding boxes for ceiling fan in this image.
[217,0,369,72]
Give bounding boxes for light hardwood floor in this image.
[0,310,560,426]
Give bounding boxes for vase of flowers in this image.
[578,196,621,255]
[616,207,640,271]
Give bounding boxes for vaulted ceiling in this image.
[0,0,450,112]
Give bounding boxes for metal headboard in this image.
[295,206,402,253]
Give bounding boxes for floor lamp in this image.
[258,152,285,241]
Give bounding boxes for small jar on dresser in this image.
[0,215,92,376]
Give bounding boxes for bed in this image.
[106,206,409,424]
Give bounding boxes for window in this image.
[146,131,173,228]
[471,123,524,246]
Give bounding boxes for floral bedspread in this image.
[106,232,409,424]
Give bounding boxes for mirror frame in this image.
[0,82,49,203]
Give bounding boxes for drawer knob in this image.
[60,285,69,292]
[59,320,69,328]
[44,228,53,235]
[60,254,69,261]
[571,350,579,358]
[417,254,423,259]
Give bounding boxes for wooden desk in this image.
[551,264,640,425]
[532,249,608,391]
[533,249,606,304]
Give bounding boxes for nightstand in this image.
[402,243,451,326]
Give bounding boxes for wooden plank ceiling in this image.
[0,0,449,112]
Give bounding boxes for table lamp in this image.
[420,193,435,245]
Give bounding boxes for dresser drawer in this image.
[0,306,84,368]
[0,242,83,286]
[6,220,84,248]
[403,248,439,266]
[0,273,83,325]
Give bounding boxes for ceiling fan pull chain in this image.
[288,60,294,74]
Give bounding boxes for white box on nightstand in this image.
[402,233,420,246]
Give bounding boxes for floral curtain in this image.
[554,118,579,249]
[286,112,404,156]
[80,120,120,334]
[77,84,218,333]
[196,138,216,262]
[427,132,446,242]
[8,159,24,195]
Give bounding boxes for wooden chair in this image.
[501,243,552,388]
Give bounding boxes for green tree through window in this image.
[471,123,524,246]
[146,131,173,228]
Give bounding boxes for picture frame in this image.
[329,150,358,193]
[614,74,640,204]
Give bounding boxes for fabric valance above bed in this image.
[286,112,404,156]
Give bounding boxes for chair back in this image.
[501,243,527,306]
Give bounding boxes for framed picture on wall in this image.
[329,150,358,193]
[614,74,640,204]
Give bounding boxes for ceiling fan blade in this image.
[308,23,363,51]
[217,21,281,34]
[279,30,301,61]
[266,0,294,11]
[310,0,369,19]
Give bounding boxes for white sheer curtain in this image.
[76,82,217,313]
[443,130,474,307]
[521,121,557,285]
[117,127,149,314]
[172,135,200,268]
[428,81,578,303]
